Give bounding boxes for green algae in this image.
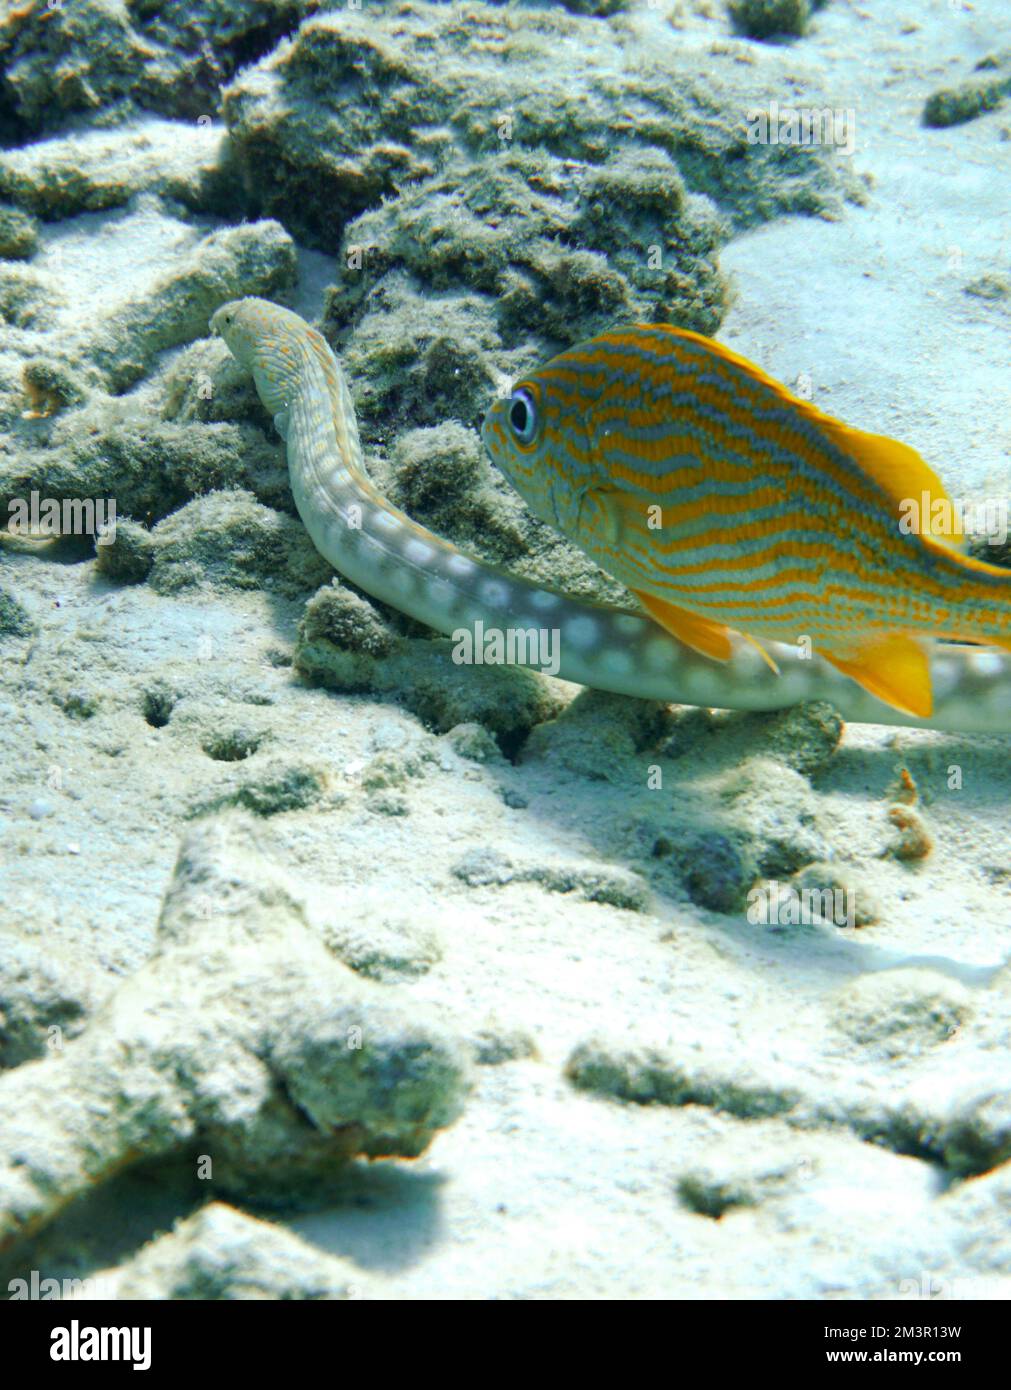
[147,490,331,599]
[727,0,812,41]
[923,54,1011,128]
[0,203,37,259]
[223,1,858,249]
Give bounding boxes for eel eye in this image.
[508,388,538,445]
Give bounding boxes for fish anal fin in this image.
[820,635,933,718]
[633,590,734,662]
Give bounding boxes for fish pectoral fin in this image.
[819,635,933,718]
[585,487,645,548]
[580,487,622,546]
[632,590,734,662]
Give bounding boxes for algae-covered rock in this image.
[677,1124,816,1216]
[0,213,296,546]
[0,0,168,135]
[965,272,1011,304]
[831,969,972,1061]
[20,358,88,417]
[470,1021,538,1067]
[299,582,403,662]
[0,203,37,259]
[555,0,629,14]
[677,830,760,916]
[147,489,331,598]
[657,756,826,913]
[939,1093,1011,1178]
[0,0,318,137]
[331,145,727,357]
[0,816,471,1249]
[566,1037,803,1117]
[451,844,651,911]
[0,262,54,329]
[128,1,320,112]
[727,0,812,41]
[93,516,157,583]
[0,120,237,220]
[0,936,107,1069]
[297,623,562,739]
[730,702,843,777]
[316,900,443,983]
[1,411,284,545]
[223,2,854,250]
[159,335,270,430]
[923,54,1011,128]
[445,721,505,764]
[523,697,829,914]
[0,584,33,638]
[526,861,651,911]
[523,689,674,783]
[272,995,466,1160]
[190,760,326,819]
[707,756,828,878]
[113,1202,360,1300]
[296,581,562,737]
[790,861,880,928]
[85,218,297,391]
[389,417,500,517]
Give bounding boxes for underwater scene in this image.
[0,0,1009,1318]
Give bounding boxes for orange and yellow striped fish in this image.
[482,324,1011,718]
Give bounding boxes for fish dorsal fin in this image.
[632,589,733,662]
[820,634,933,718]
[810,418,966,553]
[655,326,966,553]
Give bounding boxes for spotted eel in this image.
[211,298,1011,734]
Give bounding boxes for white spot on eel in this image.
[564,616,598,649]
[405,539,435,566]
[481,580,511,608]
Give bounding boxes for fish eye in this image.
[508,388,538,445]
